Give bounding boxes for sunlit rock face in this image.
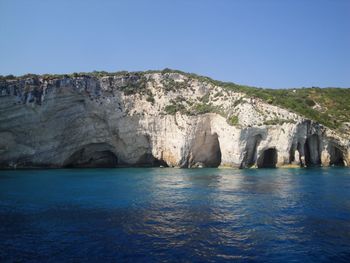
[0,72,349,168]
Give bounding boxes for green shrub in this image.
[214,91,223,97]
[263,119,295,125]
[227,115,239,126]
[200,93,210,103]
[192,103,213,114]
[233,97,244,107]
[305,98,316,106]
[164,103,186,115]
[146,95,155,104]
[4,74,16,79]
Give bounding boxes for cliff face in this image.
[0,71,349,168]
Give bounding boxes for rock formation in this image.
[0,71,349,168]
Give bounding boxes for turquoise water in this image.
[1,168,350,262]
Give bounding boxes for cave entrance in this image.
[63,143,118,168]
[240,134,262,168]
[304,134,321,167]
[257,148,277,168]
[189,133,222,168]
[136,153,169,167]
[329,144,345,166]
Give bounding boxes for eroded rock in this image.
[0,72,349,169]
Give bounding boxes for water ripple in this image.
[1,167,350,262]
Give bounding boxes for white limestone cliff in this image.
[0,72,349,168]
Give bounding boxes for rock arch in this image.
[240,134,262,168]
[289,142,305,167]
[304,134,321,167]
[63,143,118,168]
[188,132,222,168]
[257,148,277,168]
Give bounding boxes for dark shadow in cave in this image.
[304,134,321,167]
[240,134,262,169]
[257,148,277,168]
[63,143,118,168]
[189,133,222,168]
[136,153,169,167]
[289,144,296,164]
[329,144,345,166]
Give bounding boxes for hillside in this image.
[157,69,350,132]
[1,68,349,132]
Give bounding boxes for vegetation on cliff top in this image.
[1,68,349,130]
[158,69,350,130]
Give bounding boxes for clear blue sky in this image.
[1,0,349,88]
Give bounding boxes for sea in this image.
[1,167,350,262]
